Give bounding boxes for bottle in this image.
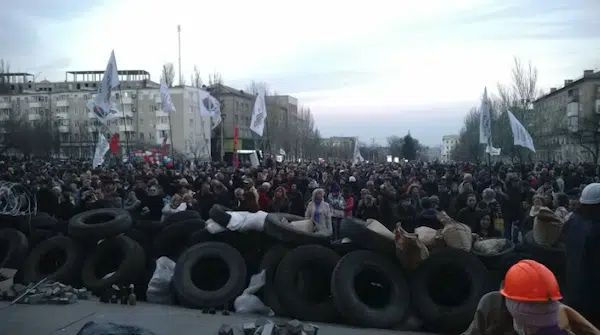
[128,284,137,305]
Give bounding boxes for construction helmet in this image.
[500,259,562,302]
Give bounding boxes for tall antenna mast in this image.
[177,25,182,86]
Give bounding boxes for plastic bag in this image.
[206,218,227,234]
[76,321,159,335]
[146,257,176,305]
[533,207,564,246]
[233,270,274,316]
[226,211,269,232]
[366,219,395,240]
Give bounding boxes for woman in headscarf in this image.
[305,188,333,237]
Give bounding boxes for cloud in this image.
[1,0,598,145]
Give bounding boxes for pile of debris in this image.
[0,280,91,304]
[218,318,319,335]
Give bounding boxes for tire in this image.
[523,231,566,278]
[0,228,29,269]
[125,229,152,255]
[136,220,164,235]
[173,242,247,308]
[259,244,290,316]
[154,219,206,259]
[19,212,58,233]
[81,235,146,294]
[27,229,56,248]
[264,213,331,246]
[209,204,232,227]
[331,250,410,328]
[410,249,488,333]
[164,210,200,226]
[339,217,395,255]
[275,244,340,322]
[68,208,132,239]
[22,236,83,284]
[329,239,362,255]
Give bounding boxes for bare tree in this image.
[0,59,9,94]
[495,57,543,159]
[208,72,224,87]
[450,108,482,162]
[161,63,176,87]
[190,65,203,88]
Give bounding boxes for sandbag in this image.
[472,238,511,256]
[394,225,428,271]
[533,207,564,247]
[437,211,472,251]
[414,226,438,248]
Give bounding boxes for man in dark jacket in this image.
[563,183,600,326]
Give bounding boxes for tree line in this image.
[450,57,600,163]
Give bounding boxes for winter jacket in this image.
[160,203,187,223]
[305,189,333,236]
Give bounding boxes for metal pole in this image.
[177,25,182,86]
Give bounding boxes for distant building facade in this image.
[441,135,459,162]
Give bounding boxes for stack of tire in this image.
[248,215,492,332]
[0,208,208,300]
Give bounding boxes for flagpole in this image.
[168,113,174,159]
[118,85,130,155]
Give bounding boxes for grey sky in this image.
[1,0,599,146]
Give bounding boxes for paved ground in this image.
[0,299,430,335]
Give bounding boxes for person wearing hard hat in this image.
[563,183,600,326]
[463,260,599,335]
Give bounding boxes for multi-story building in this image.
[533,69,600,162]
[0,70,212,159]
[441,135,459,162]
[207,84,302,160]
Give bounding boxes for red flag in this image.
[161,134,169,157]
[109,132,119,153]
[233,126,239,168]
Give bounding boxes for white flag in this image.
[279,148,286,156]
[352,137,365,165]
[507,110,536,152]
[87,50,120,125]
[160,81,175,113]
[250,91,267,136]
[479,87,492,145]
[485,144,501,156]
[199,90,222,129]
[92,133,110,168]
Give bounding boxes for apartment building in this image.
[207,84,302,160]
[533,69,600,162]
[441,135,459,162]
[0,70,211,159]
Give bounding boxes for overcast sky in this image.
[2,0,599,146]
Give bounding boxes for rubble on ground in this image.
[0,280,91,304]
[218,318,319,335]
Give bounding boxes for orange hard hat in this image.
[500,259,562,302]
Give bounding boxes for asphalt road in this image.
[0,300,432,335]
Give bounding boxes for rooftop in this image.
[66,70,150,76]
[534,70,600,103]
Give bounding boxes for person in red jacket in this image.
[258,182,271,211]
[342,187,354,216]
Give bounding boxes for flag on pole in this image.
[507,110,536,152]
[93,133,110,168]
[250,91,267,136]
[199,90,222,128]
[479,87,492,145]
[352,137,365,165]
[160,81,176,113]
[87,50,120,125]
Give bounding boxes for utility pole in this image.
[177,25,182,86]
[371,137,376,161]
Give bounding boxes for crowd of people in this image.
[3,156,600,333]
